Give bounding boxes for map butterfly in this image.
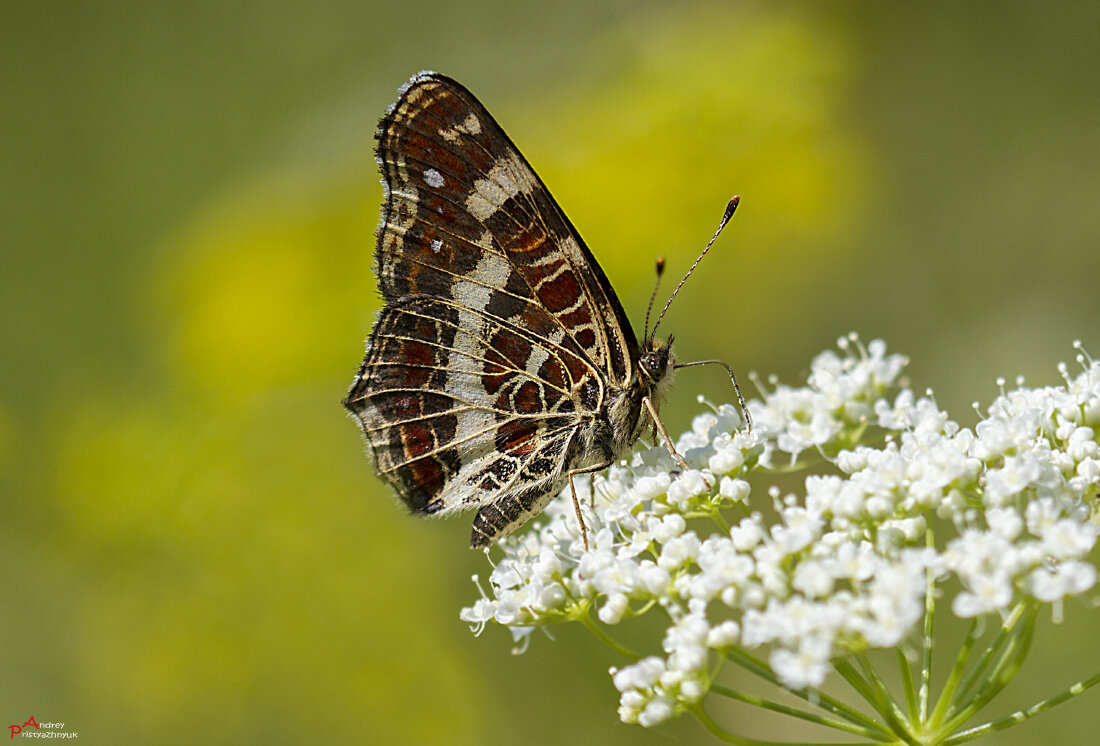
[344,72,748,549]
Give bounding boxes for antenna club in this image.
[649,195,742,339]
[723,196,740,223]
[643,255,668,342]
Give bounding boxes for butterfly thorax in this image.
[590,337,677,469]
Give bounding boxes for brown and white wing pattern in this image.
[344,72,641,547]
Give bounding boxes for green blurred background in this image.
[3,1,1099,743]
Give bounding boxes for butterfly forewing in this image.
[345,72,644,547]
[373,73,638,379]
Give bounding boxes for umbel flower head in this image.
[460,336,1100,742]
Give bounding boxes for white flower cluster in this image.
[460,337,1100,727]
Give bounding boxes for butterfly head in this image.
[639,335,677,401]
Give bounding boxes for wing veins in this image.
[376,414,579,473]
[359,404,479,434]
[388,113,546,235]
[391,241,593,356]
[366,356,571,398]
[367,325,577,392]
[390,112,625,384]
[358,385,541,418]
[394,300,599,385]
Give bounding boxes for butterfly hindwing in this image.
[350,295,584,514]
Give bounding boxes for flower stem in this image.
[691,704,751,745]
[835,657,919,746]
[896,648,918,725]
[941,603,1028,723]
[689,703,883,746]
[858,651,905,721]
[710,684,893,741]
[712,510,732,532]
[725,648,890,736]
[919,530,936,722]
[832,659,877,710]
[942,669,1100,745]
[936,605,1037,738]
[927,619,982,729]
[575,610,639,660]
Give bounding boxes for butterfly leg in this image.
[642,396,715,490]
[568,458,614,552]
[642,396,691,472]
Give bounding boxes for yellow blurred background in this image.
[3,1,1099,743]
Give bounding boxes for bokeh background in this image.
[4,1,1100,743]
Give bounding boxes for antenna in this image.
[642,256,666,343]
[674,358,753,433]
[650,196,740,340]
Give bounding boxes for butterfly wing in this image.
[349,295,586,546]
[345,72,639,546]
[374,72,639,380]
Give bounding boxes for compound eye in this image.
[640,352,664,380]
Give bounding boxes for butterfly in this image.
[344,71,748,550]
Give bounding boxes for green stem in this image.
[835,657,919,746]
[919,530,936,722]
[896,648,918,725]
[710,684,892,741]
[927,619,982,729]
[688,508,734,531]
[832,658,878,712]
[690,703,884,746]
[936,606,1037,738]
[712,510,732,532]
[942,670,1100,745]
[857,652,903,716]
[692,704,752,745]
[947,603,1027,714]
[724,648,887,734]
[575,610,639,660]
[730,501,752,520]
